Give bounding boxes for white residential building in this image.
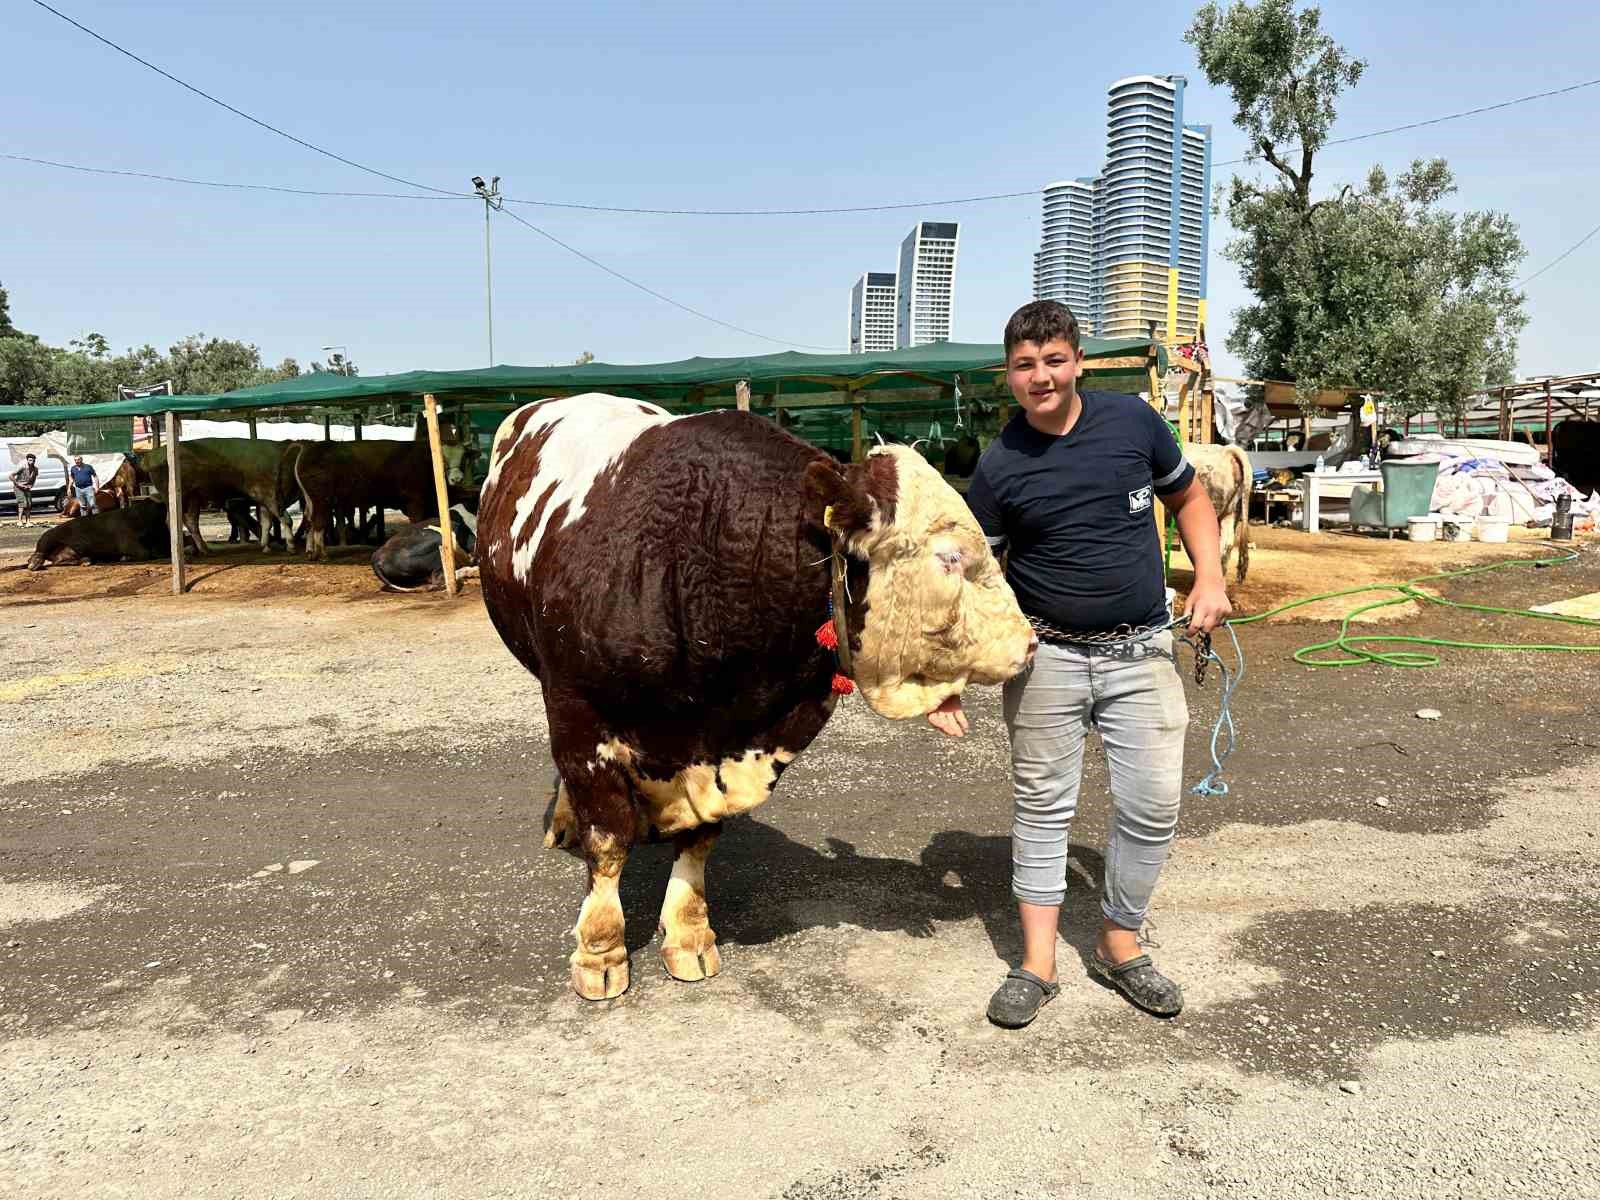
[848,271,898,354]
[896,221,960,348]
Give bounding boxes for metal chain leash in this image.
[1024,612,1241,796]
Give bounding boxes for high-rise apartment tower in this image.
[848,272,898,354]
[896,221,960,348]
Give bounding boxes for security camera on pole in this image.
[473,175,503,366]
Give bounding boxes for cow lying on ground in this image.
[1552,419,1600,497]
[26,499,178,570]
[1185,444,1251,584]
[477,394,1033,1001]
[293,421,476,562]
[370,507,478,591]
[137,439,299,555]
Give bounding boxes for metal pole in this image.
[484,197,494,366]
[473,176,502,367]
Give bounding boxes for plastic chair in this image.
[1349,460,1440,536]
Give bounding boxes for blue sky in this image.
[4,0,1598,380]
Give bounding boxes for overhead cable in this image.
[496,207,835,351]
[1516,220,1600,288]
[27,0,465,197]
[0,152,467,201]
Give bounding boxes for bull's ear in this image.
[802,461,875,535]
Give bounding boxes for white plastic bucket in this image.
[1475,517,1511,544]
[1407,516,1440,542]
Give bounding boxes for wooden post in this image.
[773,378,783,427]
[165,411,185,596]
[1545,384,1553,459]
[354,414,363,441]
[735,379,751,412]
[1498,388,1510,441]
[247,415,258,439]
[323,415,332,441]
[851,391,864,464]
[423,393,459,598]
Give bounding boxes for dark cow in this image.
[941,432,982,478]
[26,499,174,571]
[138,439,299,555]
[292,423,476,562]
[477,394,1033,1001]
[370,507,478,591]
[1551,419,1600,497]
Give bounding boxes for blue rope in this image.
[1188,622,1244,797]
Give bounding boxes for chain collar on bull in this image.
[813,504,857,696]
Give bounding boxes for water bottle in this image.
[1315,454,1325,474]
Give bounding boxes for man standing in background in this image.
[68,455,99,517]
[9,452,39,526]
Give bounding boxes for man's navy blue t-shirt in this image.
[966,390,1194,633]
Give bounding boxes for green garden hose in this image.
[1226,549,1600,668]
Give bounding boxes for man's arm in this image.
[1165,479,1232,634]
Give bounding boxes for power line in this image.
[1,152,468,201]
[1517,220,1600,288]
[26,0,464,197]
[1214,77,1600,168]
[502,189,1040,217]
[496,206,834,351]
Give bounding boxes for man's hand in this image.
[926,694,969,738]
[1184,577,1232,635]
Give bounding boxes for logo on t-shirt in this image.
[1127,485,1152,513]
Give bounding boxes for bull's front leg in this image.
[659,822,721,983]
[184,504,209,556]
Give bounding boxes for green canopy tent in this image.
[2,336,1163,594]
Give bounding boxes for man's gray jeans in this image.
[1002,631,1188,928]
[74,485,97,515]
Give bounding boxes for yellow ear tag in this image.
[823,504,835,530]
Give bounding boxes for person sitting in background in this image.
[9,453,39,527]
[68,456,100,517]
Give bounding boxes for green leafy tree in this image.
[0,281,17,338]
[309,352,358,376]
[1187,0,1525,417]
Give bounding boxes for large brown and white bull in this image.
[477,394,1033,1000]
[1186,444,1251,584]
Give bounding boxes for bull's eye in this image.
[934,547,964,576]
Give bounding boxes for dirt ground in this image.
[2,521,1599,1199]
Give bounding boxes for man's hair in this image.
[1004,300,1081,356]
[25,453,35,460]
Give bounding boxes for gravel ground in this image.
[1,529,1597,1199]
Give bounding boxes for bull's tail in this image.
[1228,444,1251,584]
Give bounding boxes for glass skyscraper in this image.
[1034,75,1212,344]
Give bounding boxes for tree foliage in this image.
[0,290,302,409]
[1187,0,1526,416]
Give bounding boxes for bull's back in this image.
[478,397,830,706]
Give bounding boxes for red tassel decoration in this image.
[815,619,839,650]
[831,673,855,695]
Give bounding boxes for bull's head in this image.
[804,445,1033,719]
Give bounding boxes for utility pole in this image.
[472,175,503,366]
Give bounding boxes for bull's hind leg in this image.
[572,824,631,1000]
[659,822,721,982]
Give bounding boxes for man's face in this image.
[1006,338,1083,422]
[74,457,83,466]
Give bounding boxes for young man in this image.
[68,456,100,517]
[928,300,1231,1029]
[9,453,40,527]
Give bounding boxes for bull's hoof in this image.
[571,947,629,1001]
[660,934,721,983]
